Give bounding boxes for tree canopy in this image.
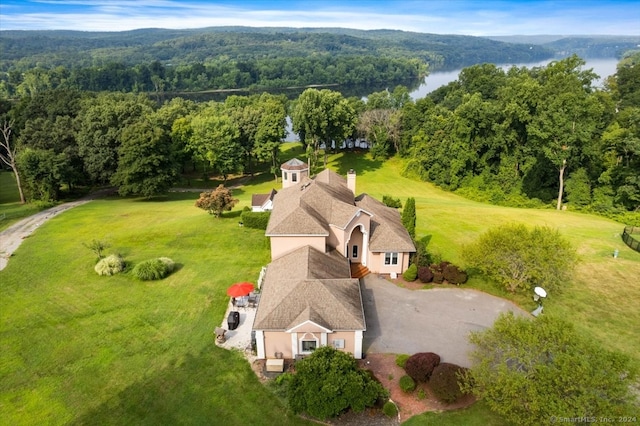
[463,223,577,293]
[463,312,638,426]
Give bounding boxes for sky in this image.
[0,0,639,36]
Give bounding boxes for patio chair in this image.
[247,294,257,308]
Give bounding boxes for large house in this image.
[253,159,415,360]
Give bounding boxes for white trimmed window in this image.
[284,171,288,180]
[292,172,297,182]
[384,252,398,265]
[332,339,345,349]
[301,340,317,353]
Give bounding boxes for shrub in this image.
[402,263,418,281]
[382,195,402,209]
[412,239,432,267]
[382,400,398,417]
[395,353,410,368]
[429,363,467,403]
[132,258,173,280]
[418,266,433,283]
[240,210,271,230]
[443,264,468,284]
[430,263,445,283]
[288,346,387,420]
[404,352,440,382]
[159,257,176,273]
[94,254,125,276]
[399,375,416,392]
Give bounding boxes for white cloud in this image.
[0,0,638,35]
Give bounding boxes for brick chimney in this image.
[347,169,356,195]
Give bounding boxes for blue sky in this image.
[0,0,639,35]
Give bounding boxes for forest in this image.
[1,52,638,225]
[0,27,558,97]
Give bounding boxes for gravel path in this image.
[0,189,115,271]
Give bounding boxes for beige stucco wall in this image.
[269,235,326,260]
[328,214,370,259]
[261,330,360,359]
[329,331,357,355]
[368,251,410,274]
[264,331,293,359]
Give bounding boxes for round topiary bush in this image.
[402,263,418,281]
[404,352,441,382]
[395,353,410,368]
[429,363,467,403]
[443,264,468,284]
[158,257,175,273]
[399,375,416,393]
[132,258,173,280]
[382,400,398,417]
[94,254,125,276]
[418,266,433,283]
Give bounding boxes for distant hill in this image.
[487,35,640,58]
[0,27,554,71]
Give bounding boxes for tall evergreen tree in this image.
[401,197,416,239]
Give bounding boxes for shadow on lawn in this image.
[69,344,300,426]
[330,151,383,177]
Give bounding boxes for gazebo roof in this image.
[281,158,309,171]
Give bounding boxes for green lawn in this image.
[1,147,638,424]
[0,193,307,425]
[0,171,46,232]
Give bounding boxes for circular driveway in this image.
[361,275,529,367]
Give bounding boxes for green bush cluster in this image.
[429,363,467,403]
[404,352,440,382]
[399,375,416,393]
[287,346,387,420]
[395,353,410,368]
[424,261,467,284]
[132,257,175,280]
[94,254,125,276]
[382,400,398,417]
[382,195,402,208]
[402,263,418,281]
[240,211,271,230]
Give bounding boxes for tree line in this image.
[1,54,638,223]
[0,56,427,98]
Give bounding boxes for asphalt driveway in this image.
[361,274,529,367]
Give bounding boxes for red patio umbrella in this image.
[226,282,254,298]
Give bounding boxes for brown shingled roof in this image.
[253,246,365,331]
[355,194,416,253]
[251,189,277,208]
[266,169,365,236]
[281,158,309,171]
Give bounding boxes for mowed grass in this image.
[1,145,639,425]
[0,192,309,425]
[327,152,640,367]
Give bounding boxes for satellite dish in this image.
[533,286,547,301]
[534,287,547,298]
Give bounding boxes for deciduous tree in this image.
[463,312,638,426]
[0,120,26,203]
[195,185,238,217]
[463,223,577,293]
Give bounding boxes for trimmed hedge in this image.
[443,264,468,284]
[382,400,398,417]
[404,352,440,382]
[382,195,402,209]
[399,375,416,392]
[429,363,467,403]
[132,257,175,280]
[95,254,125,276]
[241,211,271,230]
[402,263,418,281]
[418,266,434,283]
[395,353,410,368]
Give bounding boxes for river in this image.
[285,57,620,141]
[410,57,619,99]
